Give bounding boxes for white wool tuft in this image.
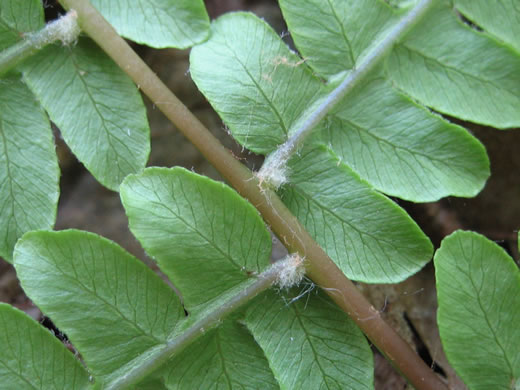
[274,253,306,289]
[40,10,80,47]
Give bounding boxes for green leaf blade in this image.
[190,12,323,154]
[0,0,44,50]
[282,146,433,283]
[13,230,184,383]
[279,0,399,79]
[90,0,209,49]
[454,0,520,52]
[245,289,373,390]
[22,39,150,191]
[387,2,520,128]
[322,74,490,201]
[434,231,520,390]
[0,77,59,261]
[162,319,278,389]
[120,167,272,311]
[0,304,90,390]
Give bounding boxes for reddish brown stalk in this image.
[59,1,447,389]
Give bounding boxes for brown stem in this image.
[58,1,447,389]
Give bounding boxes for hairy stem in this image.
[59,1,447,389]
[0,11,79,76]
[104,259,296,390]
[258,0,436,186]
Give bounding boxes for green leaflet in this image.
[245,289,373,390]
[0,77,59,261]
[0,0,43,50]
[281,146,432,283]
[13,230,184,384]
[386,0,417,7]
[162,318,278,389]
[190,12,324,155]
[90,0,209,49]
[279,0,489,201]
[434,231,520,390]
[137,379,168,390]
[0,21,19,52]
[0,304,90,390]
[454,0,520,52]
[190,10,489,202]
[388,1,520,129]
[320,72,489,201]
[22,38,150,191]
[120,167,272,311]
[279,0,400,78]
